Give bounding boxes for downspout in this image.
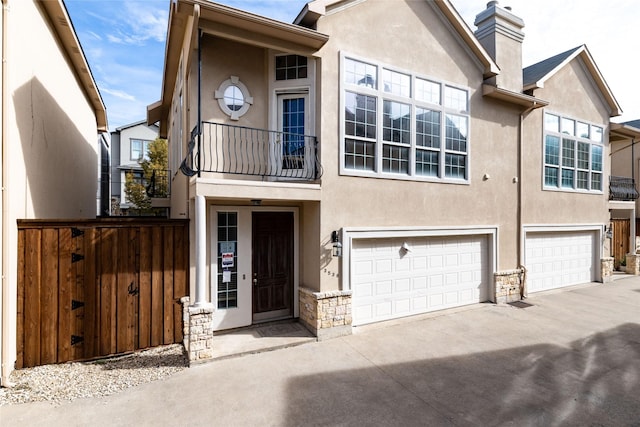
[518,103,537,299]
[1,0,12,387]
[197,28,201,178]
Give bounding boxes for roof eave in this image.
[432,0,500,78]
[38,0,108,132]
[482,84,549,109]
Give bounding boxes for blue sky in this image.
[65,0,640,132]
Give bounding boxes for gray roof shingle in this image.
[523,46,583,88]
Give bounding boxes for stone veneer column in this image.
[180,297,215,365]
[493,269,524,303]
[625,254,640,275]
[299,288,352,340]
[601,257,614,282]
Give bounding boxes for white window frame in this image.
[542,111,604,193]
[130,138,152,161]
[339,52,471,184]
[214,76,253,120]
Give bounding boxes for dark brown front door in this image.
[252,212,294,321]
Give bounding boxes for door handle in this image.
[253,278,258,286]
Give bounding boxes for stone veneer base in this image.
[299,287,352,340]
[601,257,614,282]
[625,254,640,276]
[181,296,215,365]
[494,269,524,304]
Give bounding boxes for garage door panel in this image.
[525,231,596,293]
[352,235,489,325]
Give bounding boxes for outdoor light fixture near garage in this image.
[331,230,342,257]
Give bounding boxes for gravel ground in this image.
[0,344,187,406]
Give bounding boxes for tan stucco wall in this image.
[313,0,521,291]
[521,59,610,227]
[3,0,102,381]
[199,36,268,129]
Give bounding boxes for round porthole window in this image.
[215,76,253,120]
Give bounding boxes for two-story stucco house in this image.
[0,0,107,385]
[148,0,622,362]
[110,120,170,216]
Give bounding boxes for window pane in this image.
[445,153,466,178]
[591,172,602,191]
[545,113,560,132]
[416,149,438,177]
[416,108,440,148]
[416,78,440,105]
[224,85,244,111]
[275,55,308,81]
[577,170,589,189]
[282,97,305,170]
[591,145,603,171]
[445,114,467,152]
[591,126,603,142]
[545,166,559,187]
[444,86,468,111]
[217,212,238,309]
[383,101,410,144]
[131,140,141,160]
[382,69,410,97]
[344,58,377,88]
[577,142,589,169]
[382,144,409,174]
[561,168,574,188]
[562,138,575,167]
[561,118,575,135]
[345,92,376,139]
[576,122,589,139]
[345,139,375,171]
[545,135,560,165]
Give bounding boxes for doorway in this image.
[252,211,294,322]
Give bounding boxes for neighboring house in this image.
[610,120,640,264]
[110,120,169,216]
[98,132,111,217]
[0,0,107,385]
[148,0,623,362]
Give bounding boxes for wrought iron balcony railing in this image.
[609,175,639,201]
[123,169,171,198]
[180,121,321,180]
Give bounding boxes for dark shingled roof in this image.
[623,120,640,129]
[523,46,583,88]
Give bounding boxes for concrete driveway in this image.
[2,277,640,426]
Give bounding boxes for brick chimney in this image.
[474,1,524,92]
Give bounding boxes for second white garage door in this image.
[351,235,489,326]
[525,231,596,293]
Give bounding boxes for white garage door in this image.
[351,235,489,326]
[525,231,596,293]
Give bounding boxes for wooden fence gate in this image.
[16,219,189,368]
[611,218,630,269]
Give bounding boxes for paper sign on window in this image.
[222,270,232,283]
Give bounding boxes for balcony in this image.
[180,122,320,181]
[609,176,639,201]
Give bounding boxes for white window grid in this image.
[543,112,604,192]
[341,54,470,182]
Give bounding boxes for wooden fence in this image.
[16,219,189,368]
[611,218,630,269]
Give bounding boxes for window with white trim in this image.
[543,112,603,192]
[341,55,469,181]
[131,139,152,161]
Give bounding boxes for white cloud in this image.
[100,87,136,102]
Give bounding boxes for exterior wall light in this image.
[605,225,613,239]
[331,230,342,257]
